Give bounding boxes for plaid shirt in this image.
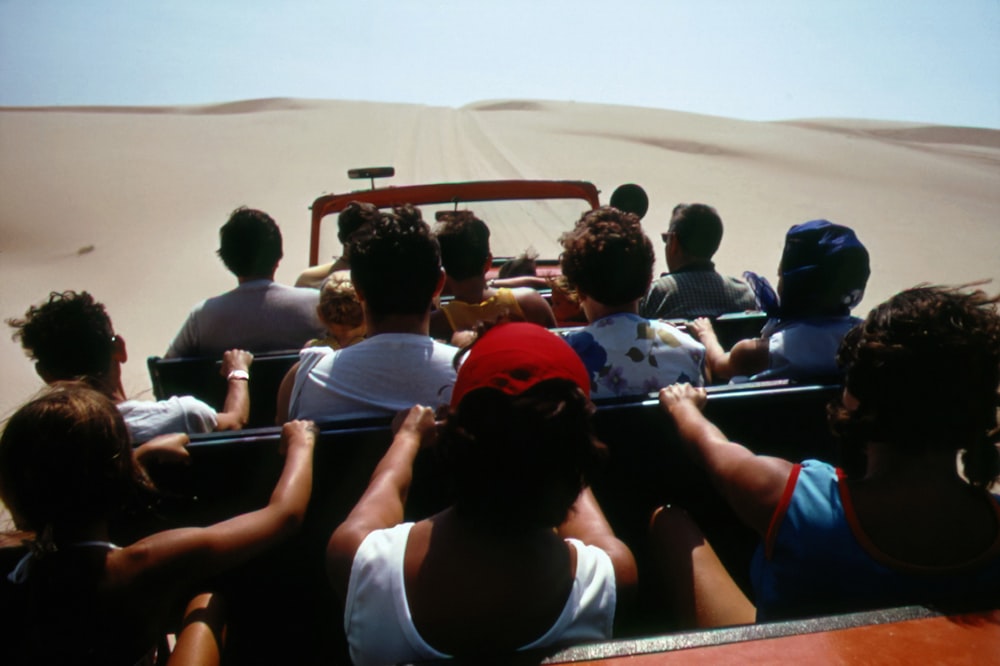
[639,262,757,319]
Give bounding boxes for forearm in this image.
[668,400,737,471]
[700,334,731,380]
[217,378,250,430]
[267,443,315,525]
[362,430,422,512]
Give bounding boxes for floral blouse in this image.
[561,313,705,399]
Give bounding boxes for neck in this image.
[237,273,274,285]
[51,518,110,545]
[583,297,639,322]
[365,311,432,336]
[448,276,490,303]
[861,441,964,486]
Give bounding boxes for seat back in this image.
[147,351,300,428]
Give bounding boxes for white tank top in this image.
[343,522,617,666]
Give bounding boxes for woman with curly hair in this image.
[559,207,705,399]
[327,322,637,665]
[650,285,1000,625]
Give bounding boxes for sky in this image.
[1,0,998,129]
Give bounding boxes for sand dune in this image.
[1,98,998,420]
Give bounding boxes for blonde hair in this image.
[317,276,363,328]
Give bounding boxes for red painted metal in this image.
[308,179,601,266]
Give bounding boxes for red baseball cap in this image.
[450,322,590,408]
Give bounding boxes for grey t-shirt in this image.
[166,279,324,358]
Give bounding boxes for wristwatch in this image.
[227,369,250,382]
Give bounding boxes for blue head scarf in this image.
[745,220,870,318]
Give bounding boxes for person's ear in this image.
[112,335,128,364]
[482,253,494,275]
[434,268,447,297]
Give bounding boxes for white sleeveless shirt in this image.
[344,522,617,666]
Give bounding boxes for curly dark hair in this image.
[348,204,441,319]
[434,210,491,281]
[217,206,283,277]
[7,291,115,381]
[0,382,154,532]
[337,201,381,245]
[829,285,1000,488]
[438,379,605,532]
[559,206,655,307]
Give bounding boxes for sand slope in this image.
[2,98,998,420]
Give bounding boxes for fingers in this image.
[220,349,254,376]
[280,419,318,454]
[658,383,708,411]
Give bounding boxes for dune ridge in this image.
[2,97,998,421]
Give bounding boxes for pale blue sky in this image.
[2,0,998,129]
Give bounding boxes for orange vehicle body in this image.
[308,177,601,266]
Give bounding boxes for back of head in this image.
[442,323,602,531]
[497,249,538,278]
[217,206,283,278]
[560,206,654,307]
[434,210,491,281]
[318,276,364,328]
[337,201,381,245]
[779,220,870,316]
[0,382,149,533]
[609,183,649,220]
[7,291,114,381]
[349,205,441,318]
[669,203,723,260]
[832,285,1000,487]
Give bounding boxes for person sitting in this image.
[429,210,555,341]
[8,290,252,444]
[327,322,637,665]
[639,203,757,319]
[0,381,316,664]
[559,207,705,399]
[497,248,539,279]
[306,275,366,350]
[650,285,1000,626]
[166,206,325,358]
[549,275,588,328]
[278,206,458,422]
[688,220,870,383]
[295,201,381,289]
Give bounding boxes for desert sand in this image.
[1,97,999,423]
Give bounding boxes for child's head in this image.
[777,220,870,317]
[317,276,364,339]
[0,382,152,534]
[547,275,585,324]
[831,285,1000,487]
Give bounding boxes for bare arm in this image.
[687,318,768,381]
[558,487,638,601]
[133,433,191,467]
[275,361,300,425]
[515,288,557,328]
[659,384,792,535]
[214,350,253,430]
[326,406,435,598]
[125,420,316,586]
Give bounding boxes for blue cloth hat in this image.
[780,220,870,315]
[748,220,870,318]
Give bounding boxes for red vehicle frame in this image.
[308,175,601,267]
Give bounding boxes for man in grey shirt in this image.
[166,207,325,358]
[640,203,756,319]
